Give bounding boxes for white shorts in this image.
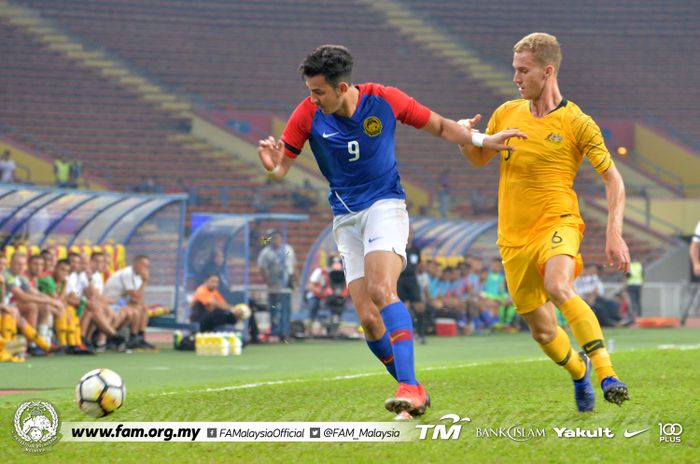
[332,198,409,284]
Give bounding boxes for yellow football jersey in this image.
[486,99,614,248]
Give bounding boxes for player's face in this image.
[512,51,547,100]
[206,275,219,290]
[304,75,344,114]
[29,257,44,276]
[91,255,104,272]
[55,263,70,281]
[10,255,26,275]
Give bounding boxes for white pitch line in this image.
[156,344,699,397]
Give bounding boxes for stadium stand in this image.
[402,0,700,148]
[3,0,681,270]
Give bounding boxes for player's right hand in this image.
[258,136,284,171]
[457,114,482,131]
[484,129,527,151]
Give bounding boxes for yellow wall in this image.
[634,124,700,196]
[0,140,57,185]
[626,198,700,235]
[193,115,327,191]
[0,139,109,190]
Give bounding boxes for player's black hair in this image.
[28,254,44,262]
[299,45,353,87]
[56,259,70,268]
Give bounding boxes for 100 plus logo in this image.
[658,423,683,443]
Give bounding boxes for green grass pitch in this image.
[1,328,698,463]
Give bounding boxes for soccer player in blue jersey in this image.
[258,45,526,419]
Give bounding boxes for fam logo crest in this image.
[545,132,563,144]
[363,116,382,137]
[12,400,61,454]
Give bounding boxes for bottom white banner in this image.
[61,422,417,442]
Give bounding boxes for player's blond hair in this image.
[514,33,562,73]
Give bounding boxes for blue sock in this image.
[381,301,418,386]
[366,332,397,381]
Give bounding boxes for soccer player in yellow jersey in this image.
[460,32,630,411]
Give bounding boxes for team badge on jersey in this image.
[545,132,563,144]
[363,116,382,137]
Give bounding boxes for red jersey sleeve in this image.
[280,98,316,159]
[368,83,431,129]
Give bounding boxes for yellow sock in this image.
[67,307,82,346]
[539,326,585,379]
[20,323,37,341]
[0,336,5,351]
[55,313,68,346]
[20,324,50,351]
[560,296,617,382]
[1,314,15,340]
[34,335,50,351]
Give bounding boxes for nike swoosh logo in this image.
[322,132,339,138]
[551,244,564,249]
[390,331,407,343]
[623,428,649,438]
[368,237,383,243]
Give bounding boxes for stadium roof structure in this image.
[183,212,309,322]
[0,183,188,309]
[0,184,187,248]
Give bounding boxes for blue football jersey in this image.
[282,83,431,215]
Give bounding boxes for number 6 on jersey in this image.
[348,141,360,162]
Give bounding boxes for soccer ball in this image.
[233,303,252,320]
[75,368,126,418]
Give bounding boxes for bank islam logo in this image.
[416,414,471,440]
[12,400,61,454]
[476,425,546,442]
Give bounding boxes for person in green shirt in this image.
[53,155,70,188]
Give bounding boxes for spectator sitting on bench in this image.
[190,274,247,333]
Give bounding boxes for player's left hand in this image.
[484,129,527,151]
[605,233,630,272]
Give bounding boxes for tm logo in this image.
[416,414,471,440]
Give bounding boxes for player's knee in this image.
[544,278,574,305]
[366,280,394,308]
[20,302,38,314]
[531,325,557,345]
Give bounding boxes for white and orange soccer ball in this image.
[75,368,126,418]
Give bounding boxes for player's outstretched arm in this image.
[258,136,294,180]
[601,164,630,272]
[420,112,527,165]
[456,117,527,167]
